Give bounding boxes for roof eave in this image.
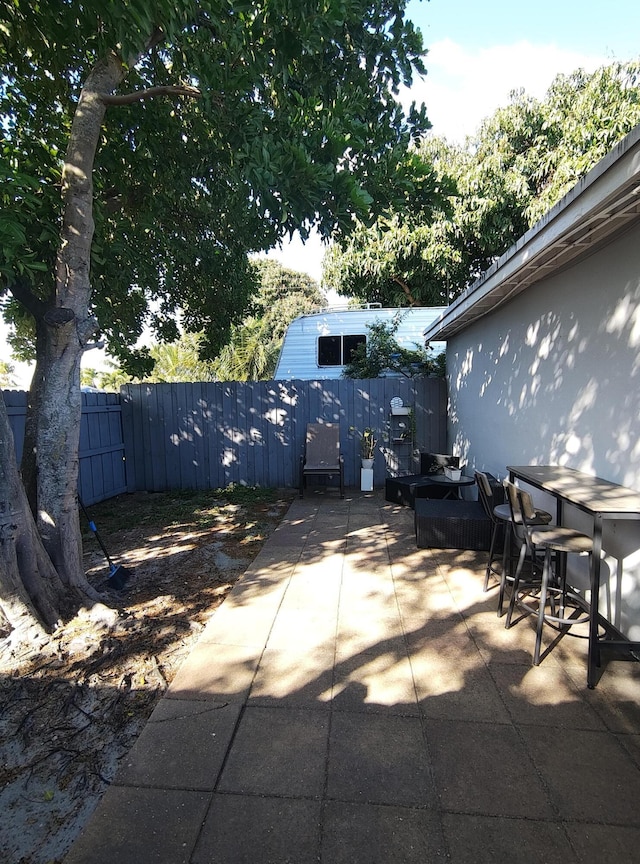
[424,124,640,343]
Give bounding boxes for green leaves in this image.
[210,259,326,380]
[1,0,430,365]
[342,312,442,379]
[327,59,640,308]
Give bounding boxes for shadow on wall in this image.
[447,266,640,639]
[450,277,640,490]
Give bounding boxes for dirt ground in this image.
[0,486,297,864]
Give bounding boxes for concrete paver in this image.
[64,787,210,864]
[442,813,576,864]
[116,699,242,790]
[327,711,436,806]
[427,719,554,819]
[64,488,640,863]
[218,705,329,798]
[321,801,445,864]
[193,795,322,864]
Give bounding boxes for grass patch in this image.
[80,485,293,537]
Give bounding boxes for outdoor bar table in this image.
[508,465,640,688]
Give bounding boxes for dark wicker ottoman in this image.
[385,475,437,508]
[414,499,492,551]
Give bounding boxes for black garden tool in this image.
[79,498,132,590]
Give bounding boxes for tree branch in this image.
[100,84,202,106]
[7,277,47,321]
[391,275,417,306]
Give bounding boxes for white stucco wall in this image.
[446,221,640,637]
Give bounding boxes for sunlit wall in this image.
[445,220,640,637]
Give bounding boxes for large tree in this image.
[326,59,640,305]
[0,1,433,642]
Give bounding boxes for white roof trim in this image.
[423,124,640,342]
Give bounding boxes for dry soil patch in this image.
[0,486,297,864]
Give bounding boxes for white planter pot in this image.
[360,467,374,491]
[361,458,374,469]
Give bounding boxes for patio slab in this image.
[217,705,329,798]
[427,718,554,819]
[193,795,322,864]
[63,488,640,864]
[442,813,577,864]
[64,787,210,864]
[116,698,241,790]
[322,801,446,864]
[327,711,437,806]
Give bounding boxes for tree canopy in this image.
[88,260,325,385]
[324,60,640,306]
[1,0,432,373]
[211,258,326,380]
[0,0,435,640]
[342,312,445,378]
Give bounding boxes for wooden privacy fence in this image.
[4,390,127,506]
[5,377,447,500]
[121,377,447,491]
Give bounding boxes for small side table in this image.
[417,474,476,500]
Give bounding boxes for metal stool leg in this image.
[531,535,592,666]
[483,521,500,592]
[505,538,528,627]
[534,546,553,665]
[497,522,513,617]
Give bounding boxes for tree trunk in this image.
[0,395,64,643]
[4,40,190,637]
[20,317,47,516]
[32,52,126,597]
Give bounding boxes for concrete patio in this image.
[64,488,640,863]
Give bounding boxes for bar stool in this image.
[476,472,512,598]
[507,487,594,665]
[502,481,552,619]
[528,523,593,665]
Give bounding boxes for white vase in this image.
[361,458,374,469]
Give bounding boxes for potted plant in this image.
[360,427,376,468]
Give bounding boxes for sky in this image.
[3,0,640,388]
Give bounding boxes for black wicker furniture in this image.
[385,474,439,508]
[385,453,465,507]
[414,499,492,551]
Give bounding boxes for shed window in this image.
[318,334,366,366]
